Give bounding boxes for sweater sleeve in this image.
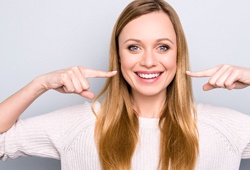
[240,109,250,158]
[0,102,96,161]
[242,143,250,158]
[227,108,250,159]
[197,104,250,159]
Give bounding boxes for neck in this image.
[131,91,166,118]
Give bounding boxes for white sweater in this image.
[1,102,250,170]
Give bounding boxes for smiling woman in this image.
[1,0,250,170]
[93,2,198,169]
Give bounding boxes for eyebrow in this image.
[123,38,175,45]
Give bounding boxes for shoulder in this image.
[196,103,250,152]
[22,101,101,137]
[196,104,250,163]
[196,103,250,126]
[34,101,100,147]
[37,101,100,122]
[196,103,250,132]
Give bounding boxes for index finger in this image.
[82,68,117,78]
[186,65,222,78]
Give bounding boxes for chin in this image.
[134,87,167,97]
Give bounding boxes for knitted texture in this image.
[1,102,250,170]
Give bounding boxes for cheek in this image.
[119,51,136,71]
[120,59,133,81]
[120,61,133,87]
[162,54,177,70]
[120,62,127,78]
[119,53,140,87]
[120,56,127,72]
[119,54,132,78]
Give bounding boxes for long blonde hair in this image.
[93,0,199,169]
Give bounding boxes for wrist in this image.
[29,76,49,96]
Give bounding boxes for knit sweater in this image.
[1,102,250,170]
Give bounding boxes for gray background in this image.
[0,0,250,169]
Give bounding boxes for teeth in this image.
[138,73,160,79]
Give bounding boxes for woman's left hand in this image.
[186,64,250,91]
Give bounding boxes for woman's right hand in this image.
[0,66,116,133]
[36,66,117,99]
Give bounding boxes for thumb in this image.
[79,90,95,99]
[203,83,216,91]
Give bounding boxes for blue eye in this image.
[159,45,169,51]
[128,45,139,51]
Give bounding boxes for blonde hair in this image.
[93,0,199,169]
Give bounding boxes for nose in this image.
[140,50,157,68]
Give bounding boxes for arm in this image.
[0,79,46,134]
[186,64,250,91]
[187,65,250,158]
[0,102,95,161]
[0,66,117,133]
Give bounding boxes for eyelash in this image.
[158,45,169,51]
[127,44,170,52]
[128,45,139,51]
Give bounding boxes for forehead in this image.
[119,11,176,43]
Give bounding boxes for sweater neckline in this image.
[138,116,159,129]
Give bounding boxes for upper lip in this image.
[135,71,163,74]
[135,71,164,76]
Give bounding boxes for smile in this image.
[137,73,161,79]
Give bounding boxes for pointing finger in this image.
[186,65,222,78]
[81,68,117,78]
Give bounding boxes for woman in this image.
[1,0,250,169]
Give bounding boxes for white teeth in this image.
[138,73,160,79]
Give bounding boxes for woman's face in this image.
[118,11,177,98]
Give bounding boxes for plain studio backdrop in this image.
[0,0,250,169]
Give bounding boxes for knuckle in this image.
[75,88,82,94]
[234,69,241,76]
[223,64,233,70]
[81,80,90,89]
[83,83,90,90]
[67,69,74,75]
[215,80,226,88]
[63,86,72,93]
[215,82,222,87]
[222,64,230,68]
[61,73,68,80]
[217,64,224,69]
[68,88,75,93]
[70,66,80,71]
[225,84,233,90]
[74,86,81,92]
[208,79,215,86]
[78,67,88,76]
[224,81,232,87]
